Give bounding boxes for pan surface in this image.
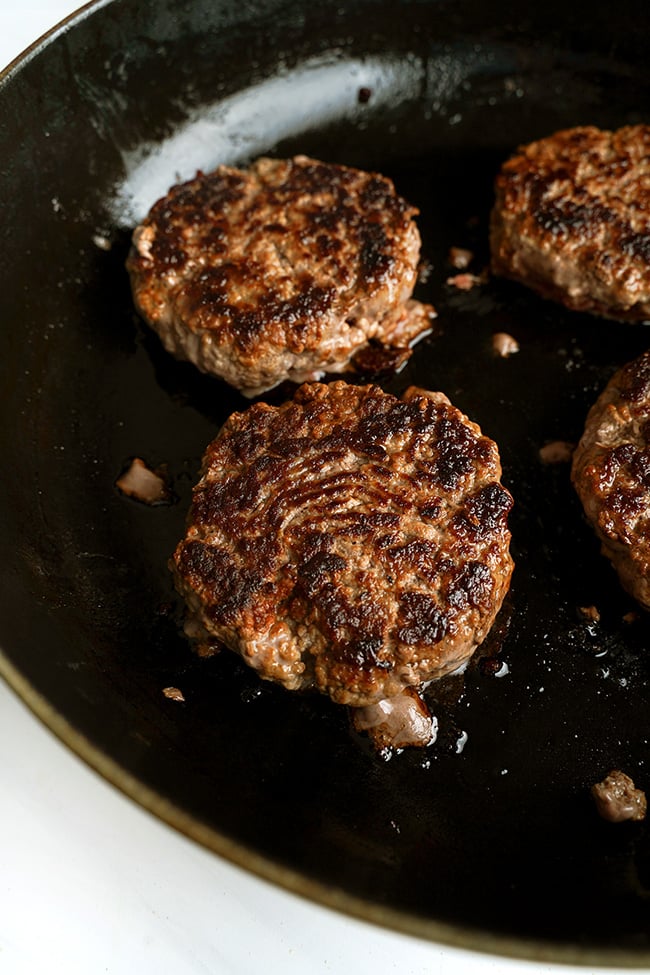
[2,0,650,964]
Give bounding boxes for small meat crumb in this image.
[352,688,437,751]
[492,332,520,358]
[539,440,575,464]
[357,86,372,104]
[623,610,640,625]
[479,656,509,678]
[417,258,434,284]
[446,271,484,291]
[591,770,647,823]
[162,686,185,702]
[115,457,172,505]
[448,246,474,270]
[92,232,112,251]
[578,605,601,623]
[352,342,412,378]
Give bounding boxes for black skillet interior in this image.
[2,0,650,963]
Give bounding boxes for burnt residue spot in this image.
[184,261,337,349]
[336,511,401,539]
[145,223,189,270]
[271,282,337,327]
[629,448,650,488]
[181,253,339,347]
[420,501,442,521]
[235,453,282,502]
[347,398,424,457]
[351,341,412,379]
[315,232,344,258]
[420,419,480,490]
[605,482,646,521]
[357,86,372,104]
[619,231,650,263]
[251,283,337,350]
[366,511,401,528]
[281,157,356,197]
[197,221,229,254]
[263,222,288,234]
[177,542,256,625]
[600,443,636,483]
[297,551,346,599]
[177,540,231,589]
[179,538,276,626]
[446,561,494,611]
[428,445,474,491]
[421,412,492,492]
[453,483,513,540]
[141,169,249,269]
[358,221,393,283]
[335,636,390,671]
[312,580,389,668]
[375,532,400,551]
[479,656,506,677]
[225,424,269,464]
[534,197,615,238]
[389,539,440,580]
[271,435,314,459]
[186,263,241,317]
[193,454,280,525]
[173,168,249,216]
[360,174,409,216]
[397,591,449,645]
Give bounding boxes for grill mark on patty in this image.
[181,263,337,349]
[298,551,347,598]
[446,561,494,610]
[533,197,617,239]
[620,231,650,263]
[397,591,450,646]
[179,540,270,625]
[532,194,650,265]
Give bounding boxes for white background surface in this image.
[0,4,645,973]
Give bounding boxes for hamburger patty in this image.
[572,351,650,609]
[172,381,514,708]
[127,155,435,397]
[490,125,650,322]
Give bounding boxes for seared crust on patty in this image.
[490,125,650,322]
[572,351,650,608]
[172,381,514,707]
[127,156,434,396]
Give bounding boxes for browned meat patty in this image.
[127,155,435,397]
[490,125,650,322]
[572,350,650,609]
[591,770,647,823]
[172,381,514,708]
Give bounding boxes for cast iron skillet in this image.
[2,0,650,964]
